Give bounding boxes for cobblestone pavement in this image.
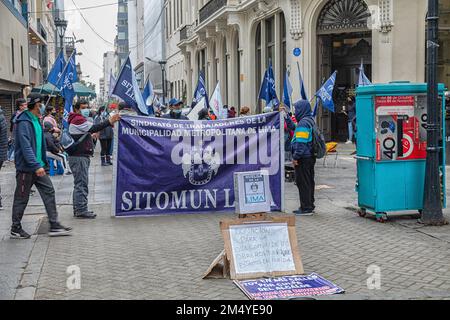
[2,144,450,300]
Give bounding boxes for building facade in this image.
[101,51,116,102]
[177,0,449,141]
[165,0,186,101]
[27,0,57,87]
[0,0,30,125]
[143,0,166,96]
[116,0,129,75]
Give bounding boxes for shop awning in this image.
[31,82,97,98]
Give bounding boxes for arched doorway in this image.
[317,0,372,141]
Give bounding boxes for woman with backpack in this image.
[281,100,317,216]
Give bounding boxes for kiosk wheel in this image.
[376,213,388,223]
[358,208,367,218]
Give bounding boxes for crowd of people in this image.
[0,91,348,238]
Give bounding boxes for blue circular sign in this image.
[293,48,302,57]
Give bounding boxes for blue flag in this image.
[142,78,155,115]
[259,60,280,110]
[60,53,78,128]
[358,60,372,86]
[111,56,149,116]
[297,62,308,101]
[191,71,209,109]
[47,50,66,87]
[315,71,337,113]
[108,72,116,98]
[282,71,293,110]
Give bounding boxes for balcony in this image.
[180,24,194,42]
[199,0,227,24]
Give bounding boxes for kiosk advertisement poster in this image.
[112,113,283,217]
[375,96,428,161]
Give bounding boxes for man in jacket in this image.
[8,98,28,161]
[282,100,316,216]
[0,106,8,210]
[94,106,114,166]
[162,99,188,120]
[68,100,120,219]
[11,93,72,239]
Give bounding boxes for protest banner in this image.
[112,112,284,217]
[234,273,345,300]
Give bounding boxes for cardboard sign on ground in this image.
[220,215,304,280]
[234,274,345,300]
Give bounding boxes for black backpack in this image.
[305,118,326,159]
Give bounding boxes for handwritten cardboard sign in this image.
[221,216,303,280]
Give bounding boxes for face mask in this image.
[81,109,90,118]
[173,109,182,115]
[51,112,57,117]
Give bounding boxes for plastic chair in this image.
[56,160,65,175]
[48,159,56,176]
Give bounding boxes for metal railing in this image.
[199,0,227,23]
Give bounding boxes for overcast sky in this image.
[64,0,117,94]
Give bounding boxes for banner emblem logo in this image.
[181,143,220,186]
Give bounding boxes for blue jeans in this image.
[348,121,354,141]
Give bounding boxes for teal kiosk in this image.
[355,82,446,222]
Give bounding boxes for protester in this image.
[8,98,28,161]
[11,93,72,239]
[43,106,61,134]
[0,106,8,210]
[162,99,189,120]
[43,122,71,175]
[228,106,237,118]
[239,106,251,117]
[118,101,137,116]
[67,100,120,219]
[94,106,114,166]
[198,108,211,120]
[282,100,316,216]
[345,95,356,144]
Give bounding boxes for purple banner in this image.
[113,113,283,217]
[234,274,345,300]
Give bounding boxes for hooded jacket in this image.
[0,108,8,162]
[68,112,112,157]
[14,111,48,172]
[285,100,314,159]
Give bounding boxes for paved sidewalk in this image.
[2,144,450,300]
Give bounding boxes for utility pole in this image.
[423,0,447,225]
[159,60,167,106]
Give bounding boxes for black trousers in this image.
[100,139,112,157]
[294,157,316,211]
[12,172,58,230]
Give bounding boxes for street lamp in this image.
[423,0,447,225]
[54,18,68,54]
[146,57,167,106]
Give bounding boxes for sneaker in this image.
[48,223,73,237]
[74,212,97,219]
[10,228,31,240]
[345,140,352,145]
[0,200,3,211]
[294,209,315,216]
